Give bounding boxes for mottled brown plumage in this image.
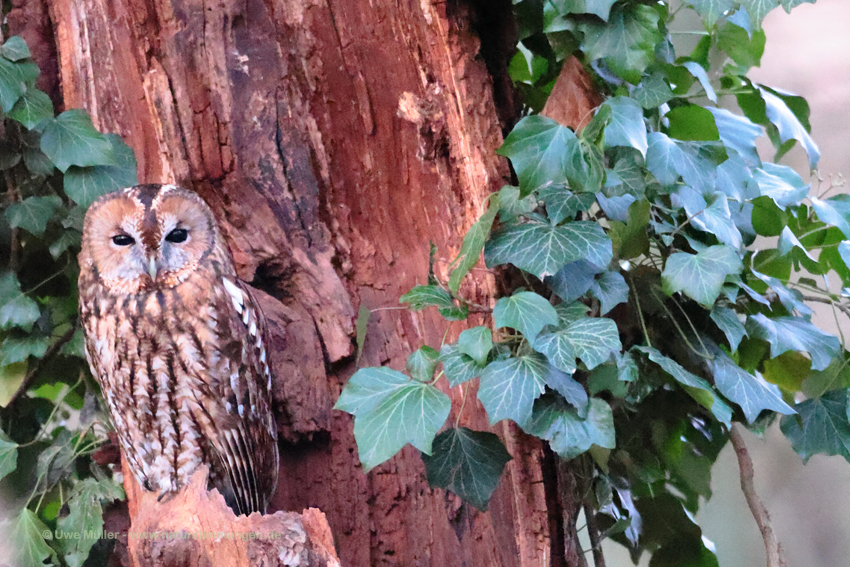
[78,184,278,515]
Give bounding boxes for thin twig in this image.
[583,499,606,567]
[7,325,78,407]
[729,425,787,567]
[800,294,850,321]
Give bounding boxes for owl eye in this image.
[165,228,188,244]
[112,234,135,247]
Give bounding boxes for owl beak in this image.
[147,257,159,281]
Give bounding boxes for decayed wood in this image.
[542,56,602,131]
[44,0,600,564]
[125,464,339,567]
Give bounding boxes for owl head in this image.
[80,184,227,294]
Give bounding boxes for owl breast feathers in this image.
[78,183,278,515]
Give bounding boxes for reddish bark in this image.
[43,0,598,564]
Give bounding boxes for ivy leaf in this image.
[534,317,621,372]
[759,87,819,168]
[546,260,601,303]
[497,186,535,223]
[710,306,747,351]
[335,367,410,415]
[400,285,468,320]
[457,327,493,365]
[498,115,579,196]
[579,4,662,84]
[0,336,50,366]
[0,272,40,331]
[552,0,618,20]
[716,154,752,202]
[589,271,629,315]
[751,164,809,210]
[545,363,589,414]
[632,71,674,109]
[539,185,596,225]
[485,219,612,279]
[602,96,648,157]
[347,374,451,470]
[556,301,591,326]
[635,346,731,426]
[811,196,850,239]
[478,353,549,426]
[406,346,440,382]
[662,245,743,307]
[781,390,850,463]
[0,430,18,483]
[0,57,28,112]
[682,61,717,103]
[439,344,486,387]
[523,395,615,459]
[422,427,512,511]
[707,107,762,166]
[63,134,139,208]
[646,132,719,191]
[746,314,841,371]
[778,226,815,260]
[673,187,742,248]
[12,508,55,567]
[688,0,735,25]
[0,36,32,60]
[40,109,119,172]
[5,195,62,236]
[57,478,124,567]
[8,88,54,130]
[739,0,780,30]
[708,346,794,422]
[448,193,500,293]
[494,291,558,341]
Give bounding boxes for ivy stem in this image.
[670,296,712,358]
[655,291,712,359]
[454,382,470,427]
[16,375,84,448]
[629,274,652,349]
[729,425,788,567]
[7,325,79,408]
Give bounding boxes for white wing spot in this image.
[249,321,257,336]
[238,404,244,417]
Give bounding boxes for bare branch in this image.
[729,425,787,567]
[583,499,606,567]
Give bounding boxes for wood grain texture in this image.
[44,0,596,564]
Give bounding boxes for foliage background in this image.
[604,2,850,566]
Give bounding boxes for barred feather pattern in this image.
[78,185,278,515]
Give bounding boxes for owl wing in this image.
[200,276,279,514]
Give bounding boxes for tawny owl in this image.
[78,183,278,515]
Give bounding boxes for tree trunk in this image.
[34,0,595,564]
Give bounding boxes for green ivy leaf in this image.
[0,336,50,366]
[752,163,809,210]
[708,346,794,422]
[497,115,578,196]
[0,272,40,331]
[811,195,850,239]
[439,344,486,387]
[666,104,720,142]
[632,71,674,109]
[682,62,717,103]
[12,508,55,567]
[448,192,500,294]
[662,245,743,307]
[707,107,762,166]
[646,132,720,192]
[523,395,615,459]
[556,301,591,326]
[457,327,493,365]
[759,87,819,168]
[478,353,549,425]
[406,346,440,382]
[422,427,512,511]
[746,314,841,371]
[400,285,468,320]
[688,0,735,25]
[710,306,747,351]
[609,198,650,259]
[579,4,662,84]
[635,346,732,426]
[0,57,29,112]
[673,188,742,248]
[63,134,138,207]
[718,22,766,69]
[589,270,629,315]
[0,36,32,60]
[40,109,118,172]
[781,389,850,463]
[485,219,612,279]
[8,88,54,130]
[0,430,18,483]
[539,185,596,225]
[339,367,451,470]
[493,291,558,341]
[57,478,124,567]
[5,195,63,236]
[534,317,621,372]
[739,0,780,30]
[602,96,648,157]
